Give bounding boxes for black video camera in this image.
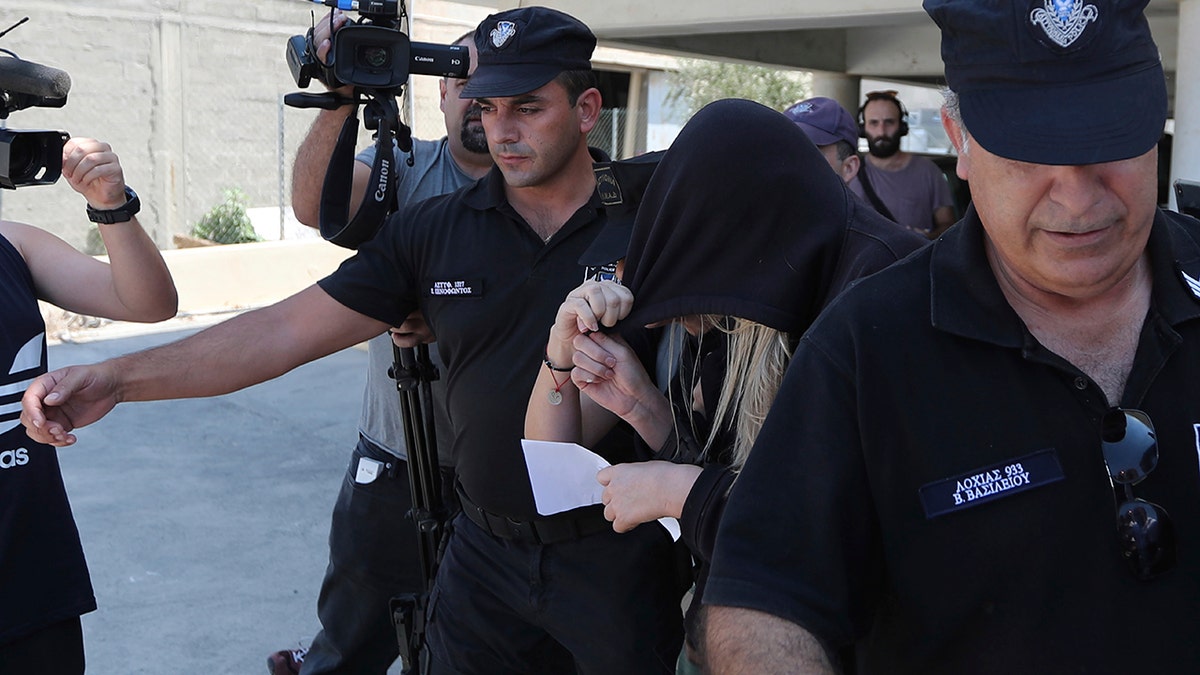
[284,1,471,249]
[287,0,467,93]
[0,35,70,189]
[1177,180,1200,220]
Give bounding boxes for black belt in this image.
[456,486,611,545]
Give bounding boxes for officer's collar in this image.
[1148,209,1200,325]
[462,147,611,213]
[929,205,1200,346]
[928,207,1024,347]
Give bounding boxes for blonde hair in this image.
[669,316,791,471]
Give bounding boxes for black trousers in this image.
[425,513,685,675]
[0,617,84,675]
[303,436,456,675]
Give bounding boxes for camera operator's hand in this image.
[312,9,354,95]
[390,310,436,348]
[61,138,127,211]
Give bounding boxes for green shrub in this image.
[85,225,107,256]
[191,188,261,244]
[666,59,812,119]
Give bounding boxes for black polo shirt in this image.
[706,206,1200,673]
[319,161,635,518]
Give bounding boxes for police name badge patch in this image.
[428,279,482,297]
[919,449,1065,519]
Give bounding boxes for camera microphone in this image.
[0,21,71,189]
[0,55,70,101]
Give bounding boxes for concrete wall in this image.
[0,0,491,251]
[42,239,355,342]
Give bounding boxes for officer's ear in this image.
[942,107,971,181]
[576,87,602,134]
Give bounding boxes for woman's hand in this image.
[545,280,632,369]
[569,331,651,416]
[597,460,703,532]
[571,331,674,448]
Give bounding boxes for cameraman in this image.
[0,137,176,674]
[274,11,491,675]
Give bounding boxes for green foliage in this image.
[666,59,812,119]
[85,226,107,256]
[191,188,261,244]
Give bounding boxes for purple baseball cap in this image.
[783,97,859,148]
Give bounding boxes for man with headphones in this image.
[852,90,956,238]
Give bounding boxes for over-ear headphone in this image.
[857,90,909,138]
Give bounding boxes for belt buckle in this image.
[505,517,540,544]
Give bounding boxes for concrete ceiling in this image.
[457,1,1180,89]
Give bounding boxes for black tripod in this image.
[388,342,447,675]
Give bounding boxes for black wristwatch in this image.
[86,186,141,224]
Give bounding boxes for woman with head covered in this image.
[525,98,924,663]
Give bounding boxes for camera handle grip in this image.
[283,92,355,110]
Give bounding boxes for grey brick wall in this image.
[0,0,484,250]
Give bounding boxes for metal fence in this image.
[587,107,650,160]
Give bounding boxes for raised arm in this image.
[5,137,177,322]
[525,279,671,448]
[704,606,835,675]
[289,9,373,228]
[21,284,388,446]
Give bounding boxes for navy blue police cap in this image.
[924,0,1167,165]
[461,6,595,99]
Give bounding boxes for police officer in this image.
[22,7,684,675]
[704,1,1200,673]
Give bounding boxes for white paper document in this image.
[521,439,681,541]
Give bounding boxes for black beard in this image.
[460,104,488,155]
[868,134,901,158]
[460,122,488,154]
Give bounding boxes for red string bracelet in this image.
[544,349,572,405]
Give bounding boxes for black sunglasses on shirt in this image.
[1100,408,1176,581]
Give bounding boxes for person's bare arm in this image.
[22,285,388,446]
[291,109,374,227]
[526,281,626,446]
[6,138,177,322]
[704,606,836,675]
[289,8,373,228]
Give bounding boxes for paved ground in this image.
[45,322,406,674]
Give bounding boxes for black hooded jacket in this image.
[615,98,926,644]
[622,98,925,335]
